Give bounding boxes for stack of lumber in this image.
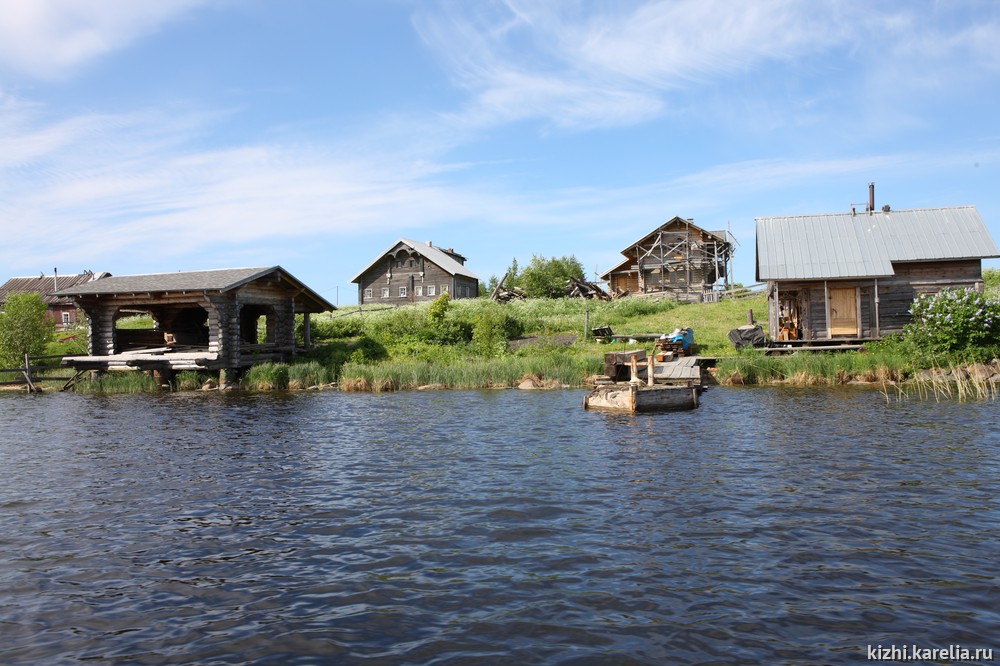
[565,276,611,300]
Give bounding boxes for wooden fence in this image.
[0,354,78,393]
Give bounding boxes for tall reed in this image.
[72,372,160,394]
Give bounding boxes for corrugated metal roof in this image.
[0,272,108,305]
[756,206,999,280]
[350,238,479,283]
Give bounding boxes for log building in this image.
[0,271,108,330]
[54,266,333,376]
[756,199,999,342]
[600,217,734,302]
[353,239,479,306]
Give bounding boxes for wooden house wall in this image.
[769,259,985,340]
[357,254,477,305]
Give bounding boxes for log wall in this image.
[356,251,478,305]
[770,259,985,340]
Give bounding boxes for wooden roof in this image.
[53,266,335,313]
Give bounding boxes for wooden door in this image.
[829,287,858,336]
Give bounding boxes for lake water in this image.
[1,387,998,665]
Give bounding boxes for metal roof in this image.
[351,238,479,283]
[755,206,999,281]
[1,272,109,305]
[53,266,335,312]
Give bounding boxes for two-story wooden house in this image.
[352,239,479,305]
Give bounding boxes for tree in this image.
[517,254,585,298]
[0,292,55,367]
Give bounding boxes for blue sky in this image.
[2,0,999,305]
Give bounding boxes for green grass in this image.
[339,353,603,391]
[715,349,912,386]
[71,372,161,394]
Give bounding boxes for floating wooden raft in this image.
[585,350,702,413]
[583,382,699,413]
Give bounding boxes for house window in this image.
[365,288,373,299]
[62,311,71,324]
[442,285,449,294]
[427,285,436,296]
[381,287,390,298]
[399,286,407,297]
[415,285,423,296]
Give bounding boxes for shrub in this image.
[471,303,520,358]
[904,289,1000,357]
[349,336,388,363]
[0,292,54,367]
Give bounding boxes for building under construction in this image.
[600,217,735,302]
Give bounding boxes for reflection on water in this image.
[1,387,999,664]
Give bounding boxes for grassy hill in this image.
[304,293,767,390]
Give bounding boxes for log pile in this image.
[565,276,611,300]
[490,272,527,303]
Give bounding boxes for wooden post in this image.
[22,354,37,393]
[747,309,754,325]
[303,312,312,350]
[630,354,639,383]
[648,353,655,386]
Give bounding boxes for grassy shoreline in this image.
[42,282,1000,398]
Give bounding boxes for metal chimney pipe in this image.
[53,268,58,292]
[868,182,875,214]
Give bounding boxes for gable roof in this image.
[351,238,479,283]
[618,217,728,255]
[600,217,732,279]
[53,266,335,312]
[756,206,1000,281]
[1,272,109,306]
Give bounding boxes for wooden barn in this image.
[0,271,108,330]
[353,239,479,306]
[756,202,999,342]
[600,217,734,301]
[53,266,334,376]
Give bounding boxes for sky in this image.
[2,0,999,306]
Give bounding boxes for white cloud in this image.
[414,0,1000,133]
[414,0,860,130]
[0,0,208,79]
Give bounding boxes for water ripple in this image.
[1,387,998,664]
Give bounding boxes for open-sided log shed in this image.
[53,266,334,378]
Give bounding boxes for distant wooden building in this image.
[353,239,479,306]
[53,266,334,375]
[0,271,108,330]
[600,217,734,302]
[756,203,999,342]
